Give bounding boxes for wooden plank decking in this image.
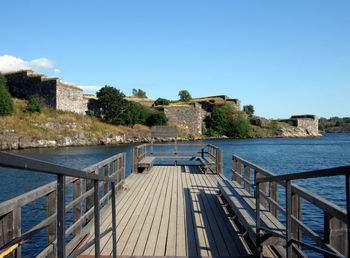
[81,165,252,257]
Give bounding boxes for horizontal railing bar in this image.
[291,239,344,258]
[83,153,124,173]
[146,143,205,147]
[67,227,112,258]
[259,226,285,239]
[234,155,347,222]
[0,151,115,182]
[0,177,75,216]
[66,207,94,237]
[256,166,350,183]
[147,151,202,154]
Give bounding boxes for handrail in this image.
[0,151,125,258]
[131,143,223,174]
[231,154,349,258]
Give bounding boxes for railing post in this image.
[73,179,82,237]
[270,182,278,218]
[93,180,100,257]
[244,165,250,193]
[131,147,136,174]
[255,171,267,207]
[256,182,262,257]
[150,142,154,156]
[286,179,292,258]
[85,169,98,222]
[346,174,350,258]
[232,156,236,181]
[291,193,302,251]
[57,175,66,258]
[111,181,117,258]
[201,145,204,158]
[236,161,242,185]
[47,189,57,258]
[103,164,110,206]
[0,208,21,258]
[216,148,223,175]
[324,212,347,256]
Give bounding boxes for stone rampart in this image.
[279,115,319,135]
[157,103,204,135]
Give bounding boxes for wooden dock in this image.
[82,165,250,257]
[0,139,349,258]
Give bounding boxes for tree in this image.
[178,90,192,102]
[146,112,168,126]
[243,105,254,116]
[97,86,129,125]
[226,115,251,138]
[154,98,170,106]
[209,108,228,135]
[26,95,45,113]
[0,73,14,116]
[132,88,147,98]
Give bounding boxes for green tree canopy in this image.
[178,90,192,102]
[146,112,168,126]
[226,115,251,138]
[0,73,14,116]
[154,98,170,106]
[243,105,254,116]
[132,88,147,98]
[97,86,129,125]
[209,108,228,135]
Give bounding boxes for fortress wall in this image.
[82,95,101,117]
[56,82,84,114]
[295,117,319,135]
[160,103,204,135]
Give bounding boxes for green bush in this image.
[226,115,251,138]
[154,98,170,106]
[0,74,14,116]
[178,90,192,102]
[243,104,254,116]
[132,88,147,98]
[209,108,228,135]
[88,110,95,117]
[26,95,45,113]
[146,112,168,126]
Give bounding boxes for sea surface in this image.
[1,133,349,257]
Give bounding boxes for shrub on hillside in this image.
[209,108,228,135]
[154,98,170,106]
[146,112,168,126]
[226,115,251,138]
[243,104,254,116]
[26,95,45,113]
[0,73,14,116]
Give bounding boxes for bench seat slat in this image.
[218,178,285,246]
[138,157,156,168]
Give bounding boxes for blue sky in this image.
[0,0,349,119]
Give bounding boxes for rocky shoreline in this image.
[0,130,323,151]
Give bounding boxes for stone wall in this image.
[56,82,84,114]
[82,95,101,117]
[158,103,204,135]
[292,115,319,135]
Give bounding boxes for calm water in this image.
[1,133,349,257]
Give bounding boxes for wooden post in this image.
[46,190,57,258]
[236,161,242,186]
[270,182,278,218]
[131,147,136,174]
[255,171,268,207]
[244,165,250,193]
[0,208,21,258]
[291,193,302,251]
[324,212,347,256]
[73,179,82,237]
[103,164,110,206]
[216,148,223,175]
[232,157,236,181]
[150,141,154,156]
[85,169,97,223]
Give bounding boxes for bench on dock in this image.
[218,178,285,249]
[197,156,215,173]
[137,156,156,171]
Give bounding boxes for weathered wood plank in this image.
[154,166,174,255]
[175,166,186,256]
[73,179,82,237]
[121,167,164,255]
[132,166,167,255]
[46,190,56,258]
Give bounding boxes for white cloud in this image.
[0,54,56,73]
[79,85,102,91]
[54,68,61,74]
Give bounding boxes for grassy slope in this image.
[0,99,150,140]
